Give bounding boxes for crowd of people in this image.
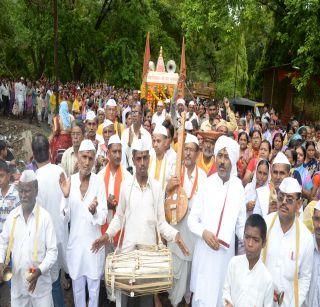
[0,77,320,307]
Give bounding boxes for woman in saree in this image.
[50,101,74,164]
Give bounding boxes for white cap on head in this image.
[102,119,114,130]
[185,133,199,146]
[177,98,185,106]
[86,110,96,121]
[189,100,195,106]
[153,125,167,137]
[214,135,240,176]
[97,108,105,114]
[79,140,96,152]
[279,177,302,194]
[20,170,37,183]
[131,139,150,152]
[165,98,170,104]
[315,201,320,211]
[157,101,164,107]
[273,152,291,166]
[108,134,121,146]
[185,120,193,131]
[106,99,117,107]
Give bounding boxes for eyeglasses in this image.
[277,193,297,205]
[131,111,141,115]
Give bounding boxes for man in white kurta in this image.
[149,124,176,191]
[92,138,189,307]
[253,152,291,218]
[304,201,320,307]
[60,140,107,307]
[15,78,26,114]
[0,171,57,307]
[121,104,152,170]
[167,134,207,306]
[97,134,132,253]
[188,135,246,307]
[263,178,313,307]
[151,100,166,126]
[32,133,68,306]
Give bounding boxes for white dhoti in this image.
[72,276,100,307]
[17,95,24,113]
[11,293,53,307]
[168,253,192,306]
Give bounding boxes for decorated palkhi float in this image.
[140,33,186,112]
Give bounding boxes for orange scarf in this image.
[101,164,122,244]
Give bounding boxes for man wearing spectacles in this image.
[263,177,313,307]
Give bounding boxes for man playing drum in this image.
[92,138,189,307]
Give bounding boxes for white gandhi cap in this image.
[279,177,302,194]
[153,125,167,137]
[20,170,37,183]
[185,133,199,146]
[102,119,114,130]
[108,134,121,146]
[106,99,117,107]
[131,139,150,152]
[273,152,291,165]
[86,111,96,121]
[79,140,96,152]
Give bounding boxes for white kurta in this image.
[303,236,320,307]
[0,205,57,300]
[148,149,176,191]
[168,166,207,306]
[106,177,178,252]
[60,172,108,280]
[36,163,68,280]
[121,126,152,169]
[151,112,166,126]
[264,212,314,307]
[222,255,274,307]
[188,174,246,307]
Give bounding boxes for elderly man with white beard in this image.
[188,135,246,307]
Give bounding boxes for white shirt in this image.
[121,125,152,169]
[14,81,26,100]
[152,111,166,126]
[222,255,274,307]
[0,83,9,98]
[106,177,178,252]
[60,172,108,280]
[304,236,320,307]
[264,213,314,307]
[61,146,78,177]
[186,112,199,125]
[0,205,57,299]
[36,163,69,279]
[122,106,131,128]
[188,174,246,307]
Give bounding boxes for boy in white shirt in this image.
[222,214,274,307]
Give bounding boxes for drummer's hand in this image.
[28,268,41,293]
[0,263,4,282]
[88,197,98,215]
[175,233,189,256]
[166,176,180,194]
[224,300,233,307]
[202,229,220,250]
[91,234,109,253]
[246,200,255,212]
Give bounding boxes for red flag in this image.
[142,32,150,80]
[178,36,186,98]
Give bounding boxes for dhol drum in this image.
[105,244,173,297]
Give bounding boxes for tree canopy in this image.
[1,0,320,103]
